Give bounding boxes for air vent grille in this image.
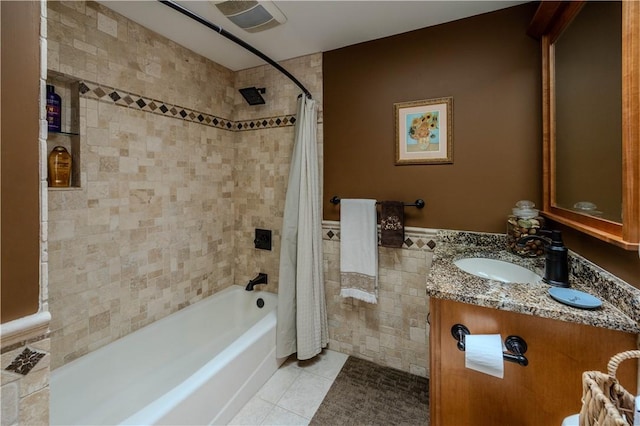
[212,1,286,33]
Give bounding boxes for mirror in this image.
[529,1,639,250]
[554,2,622,223]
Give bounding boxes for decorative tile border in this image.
[78,80,296,132]
[322,220,437,250]
[235,115,296,131]
[4,348,46,376]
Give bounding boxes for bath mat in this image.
[310,356,429,426]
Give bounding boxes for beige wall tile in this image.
[18,387,49,426]
[324,237,432,377]
[1,380,19,426]
[46,0,425,392]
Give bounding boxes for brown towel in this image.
[380,201,404,248]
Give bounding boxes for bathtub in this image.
[50,285,283,425]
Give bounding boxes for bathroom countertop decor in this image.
[426,231,640,334]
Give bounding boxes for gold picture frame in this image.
[394,97,453,165]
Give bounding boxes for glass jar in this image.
[506,200,545,257]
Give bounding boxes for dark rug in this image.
[310,356,430,426]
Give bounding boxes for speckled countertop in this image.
[426,231,640,334]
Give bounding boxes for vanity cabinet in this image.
[429,298,638,426]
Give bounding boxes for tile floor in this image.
[228,349,349,425]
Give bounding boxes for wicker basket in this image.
[579,350,640,426]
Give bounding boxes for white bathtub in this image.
[50,285,283,425]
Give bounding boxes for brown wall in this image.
[323,2,640,289]
[323,3,542,232]
[1,1,41,322]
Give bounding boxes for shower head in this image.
[239,87,266,105]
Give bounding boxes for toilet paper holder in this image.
[451,324,529,367]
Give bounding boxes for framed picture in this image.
[394,97,453,165]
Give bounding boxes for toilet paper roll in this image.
[465,334,504,379]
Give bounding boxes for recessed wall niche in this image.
[46,71,81,189]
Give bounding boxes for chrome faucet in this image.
[518,230,569,287]
[245,273,268,291]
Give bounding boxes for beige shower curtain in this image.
[276,95,328,360]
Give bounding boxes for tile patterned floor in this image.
[228,350,349,425]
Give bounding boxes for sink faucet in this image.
[518,230,569,287]
[245,273,268,291]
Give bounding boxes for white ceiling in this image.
[98,1,528,71]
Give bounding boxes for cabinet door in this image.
[430,298,638,426]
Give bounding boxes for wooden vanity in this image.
[427,231,640,426]
[429,298,637,426]
[426,1,640,422]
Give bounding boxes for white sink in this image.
[454,258,542,284]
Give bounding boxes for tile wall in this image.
[46,0,237,369]
[323,223,434,377]
[45,0,325,370]
[232,53,323,292]
[46,0,428,381]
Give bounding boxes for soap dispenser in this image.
[543,230,569,287]
[507,200,545,257]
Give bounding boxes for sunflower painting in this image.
[407,111,440,152]
[395,97,453,165]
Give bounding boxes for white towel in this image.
[340,199,378,303]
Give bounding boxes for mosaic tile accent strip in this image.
[322,220,437,251]
[79,80,297,132]
[235,115,297,131]
[4,348,46,376]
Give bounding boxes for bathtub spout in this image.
[245,273,268,291]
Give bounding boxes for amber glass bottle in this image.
[48,146,72,187]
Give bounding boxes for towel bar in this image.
[329,196,425,209]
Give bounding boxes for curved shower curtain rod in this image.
[158,0,313,100]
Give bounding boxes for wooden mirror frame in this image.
[529,1,640,250]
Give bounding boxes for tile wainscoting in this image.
[322,221,436,377]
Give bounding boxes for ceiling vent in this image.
[212,1,287,33]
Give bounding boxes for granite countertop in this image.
[426,231,640,334]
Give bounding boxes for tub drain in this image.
[256,298,265,308]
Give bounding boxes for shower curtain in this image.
[276,95,328,360]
